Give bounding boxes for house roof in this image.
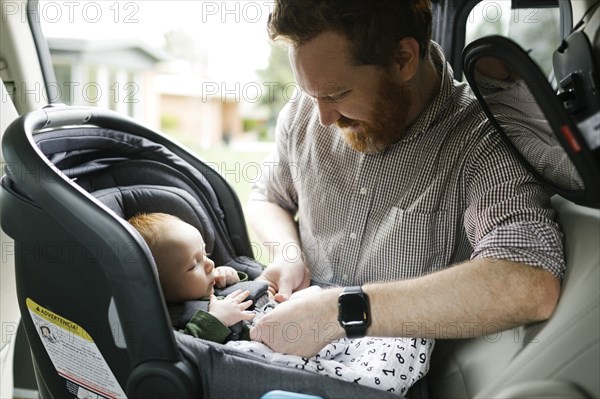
[47,37,168,69]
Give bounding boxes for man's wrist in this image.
[337,286,371,338]
[321,287,346,339]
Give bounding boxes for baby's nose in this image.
[205,258,215,273]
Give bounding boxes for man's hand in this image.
[256,256,311,302]
[246,200,309,301]
[209,289,255,327]
[249,287,344,357]
[214,266,240,288]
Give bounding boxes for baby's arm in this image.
[214,266,240,288]
[209,289,255,327]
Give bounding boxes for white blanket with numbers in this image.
[226,336,434,396]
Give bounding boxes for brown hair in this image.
[267,0,433,66]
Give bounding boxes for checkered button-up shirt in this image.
[250,42,565,286]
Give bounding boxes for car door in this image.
[1,1,51,397]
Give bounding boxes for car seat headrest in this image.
[92,185,216,255]
[33,127,223,221]
[463,35,600,208]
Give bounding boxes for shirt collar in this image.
[401,41,456,143]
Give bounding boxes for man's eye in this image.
[324,93,348,103]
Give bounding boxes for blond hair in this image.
[128,212,181,250]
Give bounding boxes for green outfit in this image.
[173,271,255,343]
[179,308,250,343]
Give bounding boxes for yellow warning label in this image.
[26,297,126,398]
[26,298,93,342]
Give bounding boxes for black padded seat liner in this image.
[93,185,216,253]
[34,127,220,210]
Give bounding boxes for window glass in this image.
[465,1,561,79]
[38,0,290,263]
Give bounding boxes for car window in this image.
[465,1,561,79]
[38,0,289,263]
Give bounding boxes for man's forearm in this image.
[363,258,561,338]
[251,258,560,356]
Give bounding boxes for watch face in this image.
[339,293,368,325]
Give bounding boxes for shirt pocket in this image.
[364,208,449,281]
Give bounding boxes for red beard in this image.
[337,77,411,154]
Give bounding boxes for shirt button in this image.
[359,187,368,195]
[349,233,357,240]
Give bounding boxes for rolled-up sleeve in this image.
[464,132,565,279]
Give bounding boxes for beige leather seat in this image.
[427,189,600,399]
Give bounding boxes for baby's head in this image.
[128,213,216,302]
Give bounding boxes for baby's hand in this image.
[214,266,240,288]
[209,289,255,327]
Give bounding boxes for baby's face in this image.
[152,219,216,302]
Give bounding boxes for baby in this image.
[129,212,433,396]
[128,212,256,343]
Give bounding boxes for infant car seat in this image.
[1,105,399,399]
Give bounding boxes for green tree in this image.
[256,44,295,132]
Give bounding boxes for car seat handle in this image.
[40,104,93,129]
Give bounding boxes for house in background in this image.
[47,38,250,148]
[47,37,164,123]
[154,72,244,148]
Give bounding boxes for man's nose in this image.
[317,99,342,127]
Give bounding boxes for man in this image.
[248,0,564,357]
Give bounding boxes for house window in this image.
[126,71,137,117]
[52,63,73,104]
[85,65,100,106]
[108,69,118,112]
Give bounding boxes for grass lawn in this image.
[166,131,274,264]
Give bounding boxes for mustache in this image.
[336,116,360,129]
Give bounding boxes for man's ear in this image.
[391,37,420,82]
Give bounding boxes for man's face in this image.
[290,31,413,153]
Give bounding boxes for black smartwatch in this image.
[338,286,371,338]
